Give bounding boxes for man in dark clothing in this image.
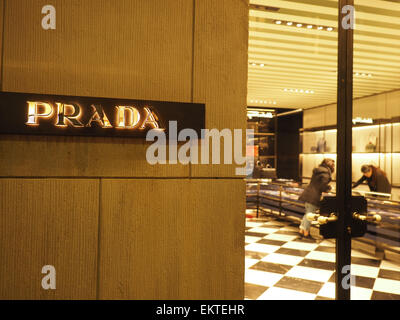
[353,164,391,194]
[298,158,334,237]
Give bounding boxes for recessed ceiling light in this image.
[273,101,277,105]
[354,72,373,78]
[285,88,314,94]
[260,63,264,67]
[274,20,333,32]
[252,63,256,66]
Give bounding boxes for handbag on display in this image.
[365,132,377,152]
[316,137,327,153]
[310,146,317,153]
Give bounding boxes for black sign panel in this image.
[0,91,205,138]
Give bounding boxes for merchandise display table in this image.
[246,179,400,249]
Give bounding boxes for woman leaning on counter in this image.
[352,164,392,194]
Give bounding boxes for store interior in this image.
[245,0,400,300]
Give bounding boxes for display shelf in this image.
[300,176,400,188]
[246,179,400,248]
[247,109,277,172]
[300,119,400,195]
[253,133,275,136]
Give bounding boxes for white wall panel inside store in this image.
[301,89,400,201]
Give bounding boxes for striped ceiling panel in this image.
[248,0,400,109]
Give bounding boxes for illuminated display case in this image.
[299,118,400,199]
[246,179,400,251]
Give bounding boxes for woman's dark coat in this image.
[299,165,332,206]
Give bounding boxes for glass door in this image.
[245,0,400,301]
[348,0,400,300]
[245,0,340,300]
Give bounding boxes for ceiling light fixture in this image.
[249,62,267,68]
[273,20,334,32]
[354,72,373,78]
[248,100,278,105]
[284,88,315,94]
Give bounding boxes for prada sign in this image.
[0,92,205,138]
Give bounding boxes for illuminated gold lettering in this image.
[25,101,165,131]
[140,107,160,129]
[115,106,141,129]
[86,105,112,128]
[26,101,53,125]
[55,103,84,127]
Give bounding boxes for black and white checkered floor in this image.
[245,216,400,300]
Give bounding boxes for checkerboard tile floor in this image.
[245,216,400,300]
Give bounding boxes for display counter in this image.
[246,179,400,251]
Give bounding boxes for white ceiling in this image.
[247,0,400,109]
